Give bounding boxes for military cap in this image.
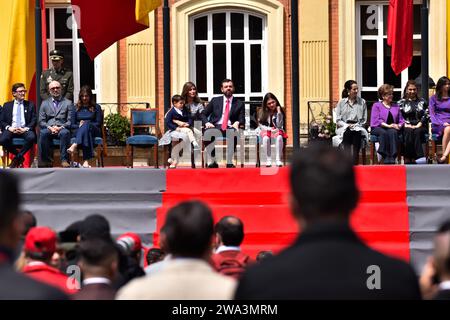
[49,49,64,61]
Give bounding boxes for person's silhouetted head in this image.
[163,201,214,259]
[290,144,359,226]
[433,220,450,282]
[21,210,37,239]
[215,216,244,247]
[78,238,119,281]
[24,226,57,263]
[80,215,111,241]
[0,172,22,250]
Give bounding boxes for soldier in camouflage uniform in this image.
[40,49,74,102]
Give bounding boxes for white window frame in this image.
[189,10,267,102]
[46,5,99,100]
[356,1,421,96]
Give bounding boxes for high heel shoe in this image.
[168,158,178,168]
[437,156,448,164]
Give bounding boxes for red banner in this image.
[71,0,160,60]
[387,0,414,75]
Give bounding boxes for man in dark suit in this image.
[0,171,67,299]
[235,144,421,299]
[0,83,37,168]
[201,79,245,168]
[38,80,73,167]
[73,238,118,300]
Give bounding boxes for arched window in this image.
[190,11,267,104]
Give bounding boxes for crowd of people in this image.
[1,144,449,300]
[335,77,450,165]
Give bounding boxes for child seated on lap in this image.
[164,95,201,168]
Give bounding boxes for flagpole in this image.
[35,0,42,108]
[163,0,170,115]
[421,0,429,101]
[291,0,300,150]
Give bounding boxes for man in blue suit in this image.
[0,83,37,168]
[38,80,73,168]
[201,79,245,168]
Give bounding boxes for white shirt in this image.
[215,245,241,253]
[217,96,233,126]
[12,99,26,128]
[174,107,183,116]
[26,261,46,267]
[144,254,172,276]
[439,280,450,291]
[82,277,112,286]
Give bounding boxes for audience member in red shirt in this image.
[22,226,79,295]
[211,216,252,279]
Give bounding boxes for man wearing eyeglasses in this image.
[0,83,37,168]
[38,80,73,168]
[40,49,74,101]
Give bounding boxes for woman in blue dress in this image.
[67,85,103,167]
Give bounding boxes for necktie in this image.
[53,100,60,112]
[221,99,230,131]
[16,102,23,128]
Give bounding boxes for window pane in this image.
[46,8,50,38]
[249,97,263,129]
[213,44,226,94]
[251,45,261,92]
[54,8,72,39]
[213,13,226,40]
[231,44,245,94]
[361,5,378,36]
[195,45,207,93]
[80,43,95,89]
[194,16,208,41]
[231,13,244,39]
[361,92,379,105]
[70,5,81,38]
[413,5,421,34]
[384,4,421,36]
[249,15,262,40]
[362,40,377,87]
[55,41,73,71]
[408,39,422,83]
[383,39,401,88]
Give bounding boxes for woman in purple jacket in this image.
[429,76,450,163]
[370,84,405,164]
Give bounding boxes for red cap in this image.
[24,227,57,255]
[117,232,142,253]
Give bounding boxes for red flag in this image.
[41,0,48,70]
[71,0,160,60]
[387,0,414,75]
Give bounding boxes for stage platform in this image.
[11,165,450,274]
